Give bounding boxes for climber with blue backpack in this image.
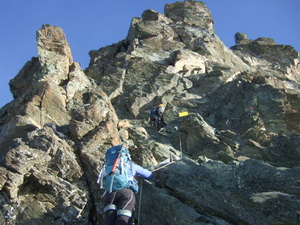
[98,143,153,225]
[149,103,167,131]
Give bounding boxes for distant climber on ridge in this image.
[149,103,167,131]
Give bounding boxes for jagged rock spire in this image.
[37,24,73,84]
[165,1,214,31]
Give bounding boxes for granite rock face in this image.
[1,1,300,225]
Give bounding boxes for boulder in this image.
[143,159,300,225]
[234,32,249,44]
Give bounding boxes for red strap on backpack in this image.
[110,144,124,174]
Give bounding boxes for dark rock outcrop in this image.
[0,1,299,225]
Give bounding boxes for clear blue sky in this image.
[1,0,299,108]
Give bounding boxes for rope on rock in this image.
[151,161,177,172]
[138,179,143,225]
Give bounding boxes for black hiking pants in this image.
[104,188,136,225]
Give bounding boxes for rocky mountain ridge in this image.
[0,1,300,224]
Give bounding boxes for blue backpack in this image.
[149,108,158,121]
[98,144,138,193]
